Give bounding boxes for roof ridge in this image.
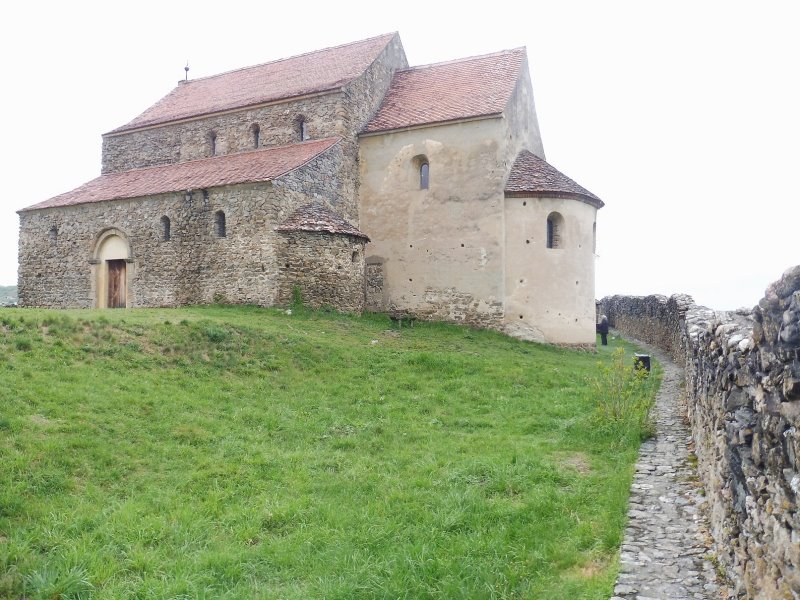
[401,46,525,72]
[182,32,397,84]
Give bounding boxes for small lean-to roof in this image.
[505,150,604,208]
[108,33,398,134]
[276,203,369,241]
[21,138,340,212]
[362,48,525,134]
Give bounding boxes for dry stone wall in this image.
[601,265,800,599]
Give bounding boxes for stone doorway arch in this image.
[90,228,133,308]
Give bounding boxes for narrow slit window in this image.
[546,212,564,249]
[209,131,217,156]
[251,124,260,149]
[215,210,226,238]
[420,162,429,190]
[49,226,58,244]
[161,216,171,241]
[299,119,309,141]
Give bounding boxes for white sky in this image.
[1,1,797,309]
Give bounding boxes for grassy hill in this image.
[0,306,657,599]
[0,286,15,305]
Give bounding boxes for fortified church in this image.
[18,33,603,346]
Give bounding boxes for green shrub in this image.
[588,347,656,441]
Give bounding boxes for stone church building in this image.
[18,32,603,346]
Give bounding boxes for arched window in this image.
[546,212,564,249]
[412,154,430,190]
[299,118,309,141]
[208,131,217,156]
[251,124,260,149]
[160,216,171,241]
[420,161,430,190]
[215,210,226,238]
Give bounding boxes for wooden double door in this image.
[107,259,127,308]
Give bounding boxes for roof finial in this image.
[184,61,190,82]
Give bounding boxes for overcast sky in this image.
[2,1,797,309]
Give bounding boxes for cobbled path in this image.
[611,337,728,600]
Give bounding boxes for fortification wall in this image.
[601,266,800,598]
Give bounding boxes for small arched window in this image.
[546,212,564,249]
[299,118,309,141]
[420,162,430,190]
[208,131,217,156]
[161,216,171,241]
[251,124,260,149]
[215,210,226,238]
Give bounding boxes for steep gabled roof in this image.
[276,203,369,240]
[21,138,340,212]
[362,48,525,134]
[107,33,398,134]
[505,150,603,208]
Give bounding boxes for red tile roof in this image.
[108,33,398,134]
[362,48,525,134]
[21,138,340,212]
[505,150,603,207]
[276,203,369,240]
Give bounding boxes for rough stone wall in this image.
[18,148,363,311]
[275,231,366,313]
[102,94,346,174]
[601,265,800,599]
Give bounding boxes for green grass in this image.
[0,306,659,599]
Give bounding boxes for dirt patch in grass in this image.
[555,451,592,475]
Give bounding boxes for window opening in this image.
[215,210,226,238]
[546,212,564,249]
[209,131,217,156]
[251,124,260,149]
[299,119,309,141]
[161,216,171,241]
[420,162,429,190]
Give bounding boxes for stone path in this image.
[611,337,727,600]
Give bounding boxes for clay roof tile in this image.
[505,150,603,208]
[21,138,340,212]
[362,48,525,134]
[276,203,369,240]
[108,33,398,134]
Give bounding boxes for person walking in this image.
[597,314,609,346]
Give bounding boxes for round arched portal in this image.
[91,229,132,308]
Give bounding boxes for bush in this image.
[588,347,656,441]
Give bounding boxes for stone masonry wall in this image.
[18,147,363,311]
[102,94,347,174]
[601,265,800,599]
[275,231,366,313]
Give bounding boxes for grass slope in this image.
[0,287,15,305]
[0,306,658,599]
